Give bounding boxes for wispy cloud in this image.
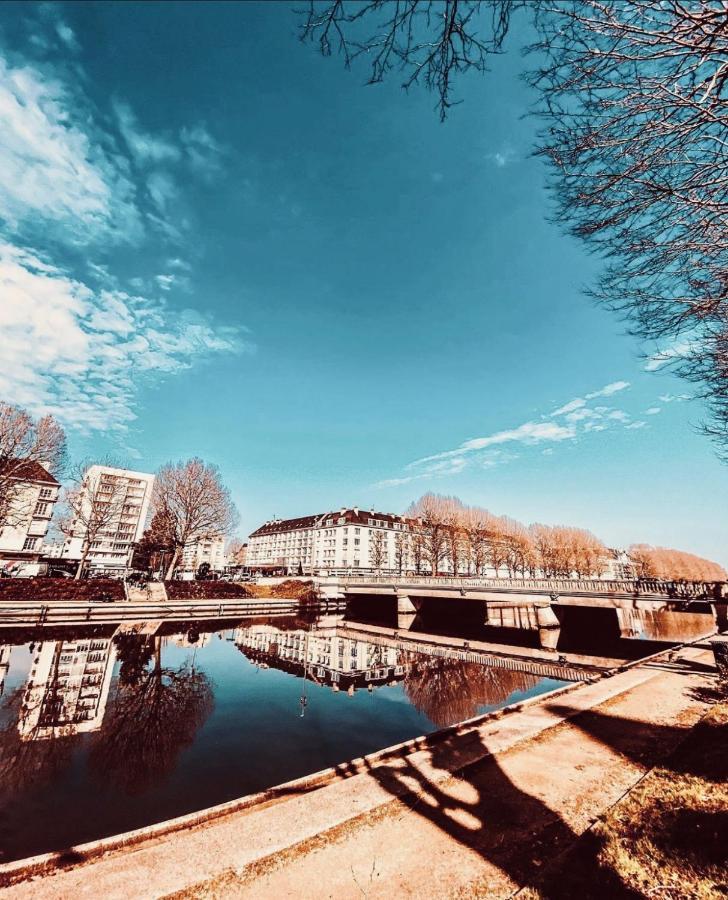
[113,100,182,165]
[0,56,142,244]
[0,27,245,434]
[0,243,249,433]
[586,380,630,399]
[375,380,646,488]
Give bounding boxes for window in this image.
[355,528,360,535]
[33,501,50,517]
[354,539,360,546]
[22,536,38,551]
[39,487,53,499]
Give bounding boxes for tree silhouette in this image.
[404,656,539,728]
[299,2,728,453]
[89,636,213,793]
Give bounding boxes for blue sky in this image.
[0,2,726,564]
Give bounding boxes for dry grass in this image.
[247,579,319,602]
[526,697,728,900]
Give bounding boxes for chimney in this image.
[340,507,346,515]
[353,506,359,515]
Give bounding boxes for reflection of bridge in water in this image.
[329,576,726,645]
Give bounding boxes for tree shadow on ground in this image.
[359,688,720,899]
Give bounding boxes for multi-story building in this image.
[180,534,226,573]
[247,507,416,575]
[19,638,116,740]
[0,460,60,575]
[601,549,638,581]
[62,465,154,574]
[234,622,405,692]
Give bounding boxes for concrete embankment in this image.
[0,597,310,628]
[0,639,719,899]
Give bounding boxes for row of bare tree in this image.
[402,494,608,579]
[0,402,238,580]
[402,493,725,582]
[628,545,726,583]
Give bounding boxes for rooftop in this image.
[0,459,60,486]
[249,508,413,537]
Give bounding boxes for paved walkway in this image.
[2,645,718,900]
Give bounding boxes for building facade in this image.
[247,507,416,576]
[62,466,154,574]
[180,534,227,573]
[601,549,638,581]
[0,461,60,575]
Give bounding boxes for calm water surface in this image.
[0,613,567,862]
[0,602,713,862]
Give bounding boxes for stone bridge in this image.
[322,576,726,643]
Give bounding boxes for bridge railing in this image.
[337,575,723,599]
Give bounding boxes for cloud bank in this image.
[0,18,244,433]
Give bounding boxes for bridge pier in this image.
[538,627,561,651]
[535,603,560,629]
[396,594,417,615]
[396,594,417,631]
[712,602,728,633]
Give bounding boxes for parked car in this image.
[44,568,73,578]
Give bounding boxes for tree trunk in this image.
[165,546,181,581]
[75,541,91,580]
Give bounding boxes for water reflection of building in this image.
[234,624,406,691]
[19,639,116,740]
[168,632,213,649]
[0,646,10,696]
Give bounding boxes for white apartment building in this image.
[180,534,226,573]
[247,507,416,576]
[19,638,116,740]
[601,549,638,581]
[62,465,154,574]
[0,461,60,575]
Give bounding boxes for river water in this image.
[0,603,714,862]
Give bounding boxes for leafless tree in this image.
[529,1,728,452]
[628,543,726,581]
[300,0,518,120]
[153,458,238,580]
[226,537,246,565]
[394,529,410,574]
[299,1,728,452]
[529,523,606,578]
[410,527,426,574]
[58,462,128,580]
[406,493,450,575]
[369,528,387,572]
[463,507,489,575]
[0,403,66,529]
